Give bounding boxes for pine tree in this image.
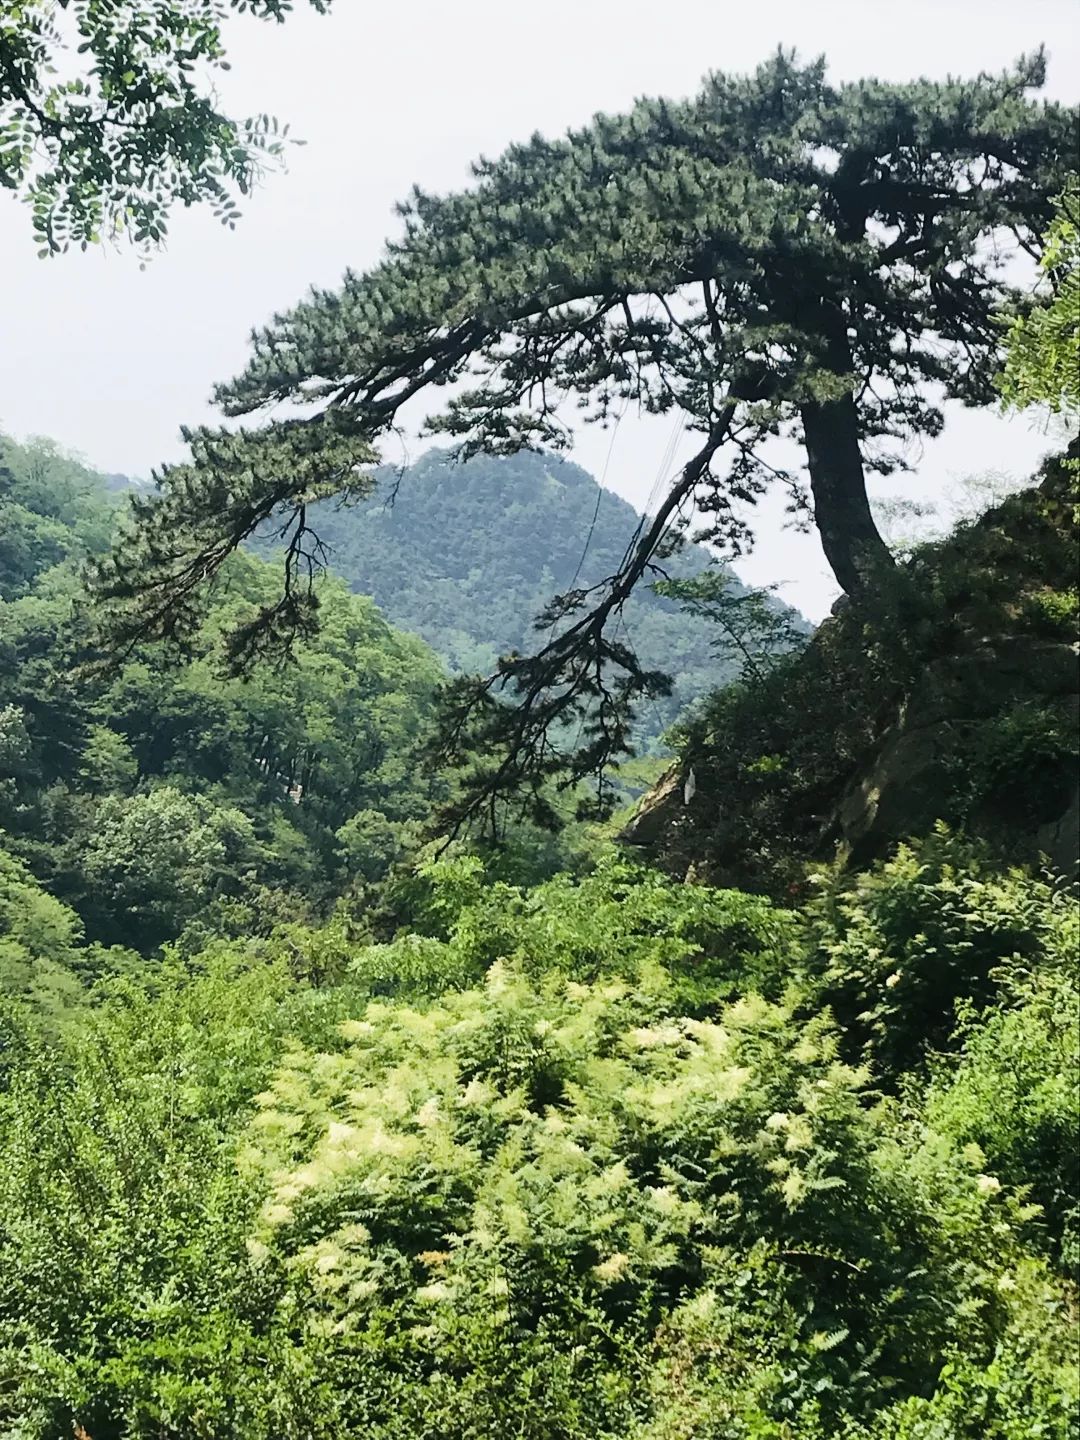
[93,50,1077,824]
[998,179,1080,416]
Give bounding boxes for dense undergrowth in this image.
[1,832,1076,1438]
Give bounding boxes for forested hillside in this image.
[0,431,448,964]
[259,447,806,747]
[1,33,1078,1440]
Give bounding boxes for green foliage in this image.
[804,828,1071,1082]
[240,978,860,1430]
[78,721,139,794]
[0,442,450,951]
[77,785,261,951]
[0,43,1076,1439]
[927,952,1080,1273]
[0,832,143,1038]
[233,927,1069,1435]
[998,180,1080,416]
[0,0,331,255]
[953,700,1080,830]
[0,837,1075,1436]
[0,950,340,1438]
[652,567,808,684]
[856,1265,1079,1440]
[0,842,84,1026]
[0,432,117,597]
[302,850,794,1018]
[1024,585,1079,635]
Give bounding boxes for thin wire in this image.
[555,409,684,783]
[565,398,628,597]
[649,417,683,514]
[619,413,683,573]
[603,416,690,756]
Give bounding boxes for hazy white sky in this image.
[1,0,1077,618]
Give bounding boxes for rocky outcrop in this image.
[1036,781,1080,874]
[621,766,684,848]
[829,638,1079,870]
[620,454,1079,887]
[622,636,1080,881]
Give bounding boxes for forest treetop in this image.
[98,49,1075,594]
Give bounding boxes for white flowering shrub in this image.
[240,957,1070,1435]
[1,848,1074,1437]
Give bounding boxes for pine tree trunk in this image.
[798,316,894,595]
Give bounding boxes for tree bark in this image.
[798,317,895,595]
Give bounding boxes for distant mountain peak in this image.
[283,447,809,749]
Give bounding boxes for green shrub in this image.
[0,841,141,1031]
[237,962,1063,1436]
[1023,585,1080,635]
[858,1257,1080,1439]
[803,828,1068,1081]
[368,852,794,1005]
[0,843,85,1026]
[2,843,1074,1437]
[0,951,342,1440]
[927,949,1080,1273]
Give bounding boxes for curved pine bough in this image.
[91,50,1078,829]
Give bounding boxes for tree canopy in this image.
[0,0,329,255]
[0,431,451,950]
[998,179,1080,416]
[93,50,1077,821]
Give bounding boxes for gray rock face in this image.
[1036,782,1080,875]
[621,766,683,848]
[622,637,1080,881]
